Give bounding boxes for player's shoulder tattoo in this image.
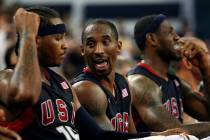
[128,75,162,106]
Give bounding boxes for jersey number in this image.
[56,125,79,140]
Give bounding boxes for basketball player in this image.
[127,14,210,138]
[0,7,186,140]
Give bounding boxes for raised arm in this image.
[0,8,41,107]
[128,74,210,138]
[180,38,210,120]
[72,81,114,131]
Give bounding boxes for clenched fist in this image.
[14,8,40,37]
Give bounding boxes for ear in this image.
[116,41,122,54]
[145,33,159,47]
[80,45,85,56]
[182,58,192,69]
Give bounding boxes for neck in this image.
[99,70,116,96]
[40,66,51,85]
[143,53,169,80]
[100,70,115,84]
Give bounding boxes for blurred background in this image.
[0,0,209,72]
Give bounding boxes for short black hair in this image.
[81,19,118,44]
[15,6,60,55]
[26,6,60,27]
[134,15,159,51]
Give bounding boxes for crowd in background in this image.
[1,0,207,75]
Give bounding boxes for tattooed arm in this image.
[0,8,41,108]
[72,81,115,131]
[128,74,210,138]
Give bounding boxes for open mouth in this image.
[93,60,109,70]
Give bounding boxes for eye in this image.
[103,39,111,46]
[86,41,95,48]
[55,35,62,41]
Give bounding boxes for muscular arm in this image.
[181,79,210,121]
[128,75,181,130]
[72,81,114,131]
[128,74,210,138]
[0,9,41,108]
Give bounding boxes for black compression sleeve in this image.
[75,107,151,140]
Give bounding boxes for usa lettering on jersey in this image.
[41,99,75,126]
[111,112,129,132]
[163,97,180,118]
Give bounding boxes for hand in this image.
[0,126,21,140]
[180,40,209,69]
[151,128,188,136]
[14,8,40,37]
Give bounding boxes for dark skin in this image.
[128,19,210,138]
[72,22,187,136]
[0,8,41,140]
[0,10,187,139]
[0,8,81,139]
[72,23,137,132]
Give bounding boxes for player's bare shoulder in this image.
[128,74,162,106]
[72,80,107,112]
[128,74,161,95]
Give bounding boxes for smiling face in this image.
[82,22,121,77]
[37,18,67,67]
[155,20,181,62]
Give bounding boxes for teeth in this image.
[95,62,107,69]
[174,44,180,50]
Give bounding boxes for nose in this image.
[94,43,104,54]
[61,39,68,51]
[177,38,185,46]
[174,32,180,42]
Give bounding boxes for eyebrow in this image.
[86,37,95,42]
[102,35,111,39]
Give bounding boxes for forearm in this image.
[97,121,115,131]
[184,122,210,138]
[9,33,41,105]
[75,107,151,140]
[142,107,182,131]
